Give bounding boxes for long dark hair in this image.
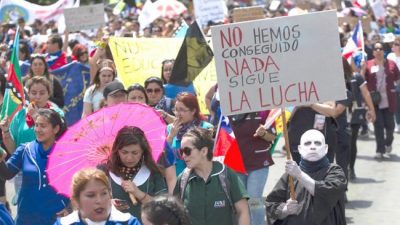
[107,126,162,176]
[182,127,214,161]
[142,194,193,225]
[127,83,148,104]
[28,55,50,79]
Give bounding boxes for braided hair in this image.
[141,195,193,225]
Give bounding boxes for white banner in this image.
[0,0,79,29]
[211,10,346,116]
[193,0,227,28]
[64,4,105,32]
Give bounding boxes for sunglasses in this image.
[79,51,88,56]
[374,47,383,51]
[146,88,161,94]
[179,147,193,157]
[394,43,400,46]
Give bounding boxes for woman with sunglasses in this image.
[174,127,250,225]
[23,54,64,108]
[365,41,400,159]
[144,76,175,124]
[166,92,213,176]
[161,59,196,99]
[0,109,70,225]
[104,126,167,222]
[71,44,89,64]
[82,59,116,118]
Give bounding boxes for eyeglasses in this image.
[146,88,161,94]
[179,147,193,157]
[172,107,191,113]
[374,47,383,51]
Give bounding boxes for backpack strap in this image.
[218,166,236,213]
[180,166,236,214]
[180,168,192,200]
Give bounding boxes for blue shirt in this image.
[54,206,142,225]
[164,83,196,99]
[0,140,69,225]
[0,203,14,225]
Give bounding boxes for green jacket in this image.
[174,161,248,225]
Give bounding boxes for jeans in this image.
[237,167,269,225]
[373,108,395,153]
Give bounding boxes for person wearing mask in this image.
[266,129,347,225]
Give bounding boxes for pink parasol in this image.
[153,0,187,18]
[46,103,166,197]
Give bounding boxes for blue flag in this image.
[52,62,90,126]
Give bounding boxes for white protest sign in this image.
[369,0,386,19]
[64,4,105,32]
[211,10,345,116]
[193,0,227,27]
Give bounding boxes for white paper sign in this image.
[193,0,227,28]
[211,10,346,116]
[369,0,386,19]
[64,4,105,32]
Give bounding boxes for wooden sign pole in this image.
[281,107,296,200]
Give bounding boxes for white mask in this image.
[298,129,328,161]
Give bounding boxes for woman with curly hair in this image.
[141,194,192,225]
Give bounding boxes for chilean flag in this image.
[342,21,364,60]
[213,116,246,174]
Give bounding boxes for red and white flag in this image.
[342,21,364,60]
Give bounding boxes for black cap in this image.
[103,81,126,98]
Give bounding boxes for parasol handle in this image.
[281,107,296,200]
[128,192,138,205]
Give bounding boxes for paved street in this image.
[5,132,400,224]
[264,132,400,225]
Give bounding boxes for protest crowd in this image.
[0,0,399,224]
